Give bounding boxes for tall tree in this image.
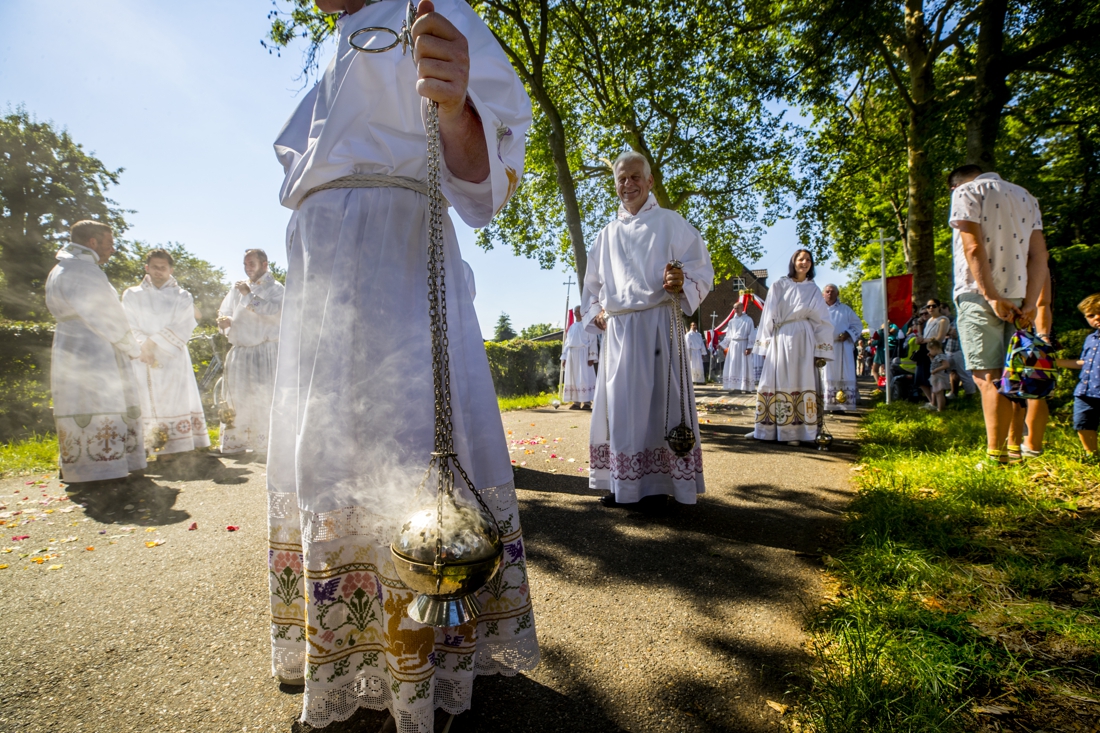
[789,0,978,303]
[0,109,130,320]
[494,312,517,341]
[962,0,1100,169]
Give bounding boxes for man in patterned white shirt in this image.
[948,165,1049,465]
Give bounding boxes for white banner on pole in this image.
[861,278,886,330]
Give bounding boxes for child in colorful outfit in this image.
[1056,293,1100,460]
[927,339,951,412]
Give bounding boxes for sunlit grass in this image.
[0,433,58,477]
[798,399,1100,732]
[497,392,559,412]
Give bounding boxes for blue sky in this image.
[0,0,848,337]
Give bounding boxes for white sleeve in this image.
[431,0,532,228]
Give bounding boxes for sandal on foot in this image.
[977,449,1008,469]
[1007,444,1022,464]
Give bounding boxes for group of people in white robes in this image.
[719,302,757,392]
[561,306,598,407]
[46,220,286,485]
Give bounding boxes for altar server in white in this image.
[583,151,714,507]
[822,284,862,412]
[216,249,283,456]
[720,302,756,392]
[266,1,539,730]
[685,322,706,384]
[562,305,597,407]
[753,250,834,444]
[46,221,146,483]
[122,249,210,456]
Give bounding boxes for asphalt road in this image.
[0,383,863,733]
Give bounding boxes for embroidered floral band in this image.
[267,483,539,730]
[589,443,703,481]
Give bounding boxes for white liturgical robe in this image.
[685,330,706,384]
[217,272,283,455]
[582,193,714,504]
[561,322,596,402]
[123,276,210,455]
[753,277,834,442]
[266,3,538,729]
[46,244,146,483]
[720,314,757,392]
[824,301,862,412]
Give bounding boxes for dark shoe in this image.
[569,402,582,410]
[598,494,619,507]
[638,494,671,514]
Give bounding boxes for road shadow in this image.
[65,475,190,526]
[455,650,628,732]
[144,451,254,485]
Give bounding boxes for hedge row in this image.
[0,322,55,442]
[484,338,563,397]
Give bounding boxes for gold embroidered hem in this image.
[268,484,539,731]
[753,389,820,442]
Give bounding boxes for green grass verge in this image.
[0,425,223,477]
[798,397,1100,732]
[0,433,59,477]
[497,392,559,412]
[2,401,549,476]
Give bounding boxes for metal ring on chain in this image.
[349,26,404,53]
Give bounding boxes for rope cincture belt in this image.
[604,298,676,319]
[301,173,449,206]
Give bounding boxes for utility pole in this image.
[562,274,575,328]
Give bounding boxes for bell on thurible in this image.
[391,490,503,627]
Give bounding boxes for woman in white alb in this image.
[753,250,834,444]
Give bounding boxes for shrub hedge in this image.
[0,321,55,442]
[484,338,563,397]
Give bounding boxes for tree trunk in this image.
[903,0,939,304]
[538,91,588,289]
[965,0,1010,169]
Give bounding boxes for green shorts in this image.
[955,293,1021,372]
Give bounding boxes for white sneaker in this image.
[920,403,936,410]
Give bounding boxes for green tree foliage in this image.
[494,312,517,341]
[262,0,799,283]
[519,322,556,339]
[105,242,228,328]
[789,0,1100,303]
[0,108,130,320]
